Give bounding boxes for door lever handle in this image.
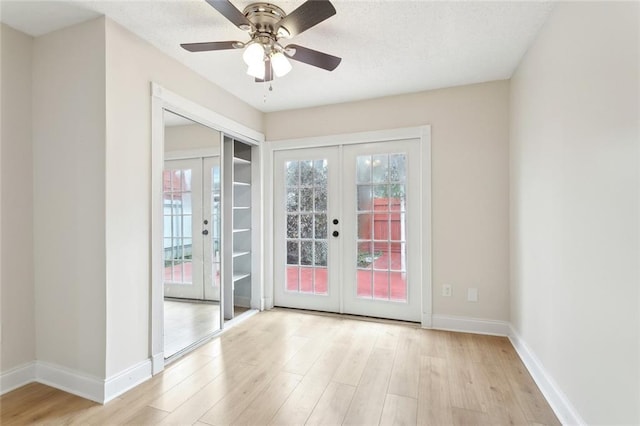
[202,229,209,235]
[332,230,339,237]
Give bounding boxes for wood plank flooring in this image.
[0,309,560,425]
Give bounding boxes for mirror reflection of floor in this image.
[163,299,249,358]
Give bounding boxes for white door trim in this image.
[151,83,264,374]
[263,126,432,327]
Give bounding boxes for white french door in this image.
[273,147,341,312]
[163,157,221,301]
[273,139,422,322]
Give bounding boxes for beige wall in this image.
[266,81,510,321]
[510,2,639,424]
[104,18,261,377]
[32,18,107,377]
[0,24,35,372]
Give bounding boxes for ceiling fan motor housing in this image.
[243,2,290,45]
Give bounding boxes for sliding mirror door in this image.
[163,110,222,359]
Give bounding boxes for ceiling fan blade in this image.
[180,41,241,52]
[285,44,341,71]
[205,0,253,30]
[255,58,274,83]
[277,0,336,37]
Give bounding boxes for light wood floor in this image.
[0,309,559,425]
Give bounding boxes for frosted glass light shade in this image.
[271,52,292,77]
[247,62,265,79]
[243,43,264,66]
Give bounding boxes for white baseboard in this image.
[151,352,165,375]
[0,362,36,395]
[508,325,585,425]
[421,312,432,328]
[1,359,152,404]
[104,360,151,404]
[263,297,273,309]
[35,361,104,403]
[431,314,509,336]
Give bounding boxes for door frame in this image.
[263,126,432,327]
[150,83,264,374]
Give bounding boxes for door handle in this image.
[202,229,209,235]
[332,230,339,237]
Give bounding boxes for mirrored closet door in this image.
[163,110,223,359]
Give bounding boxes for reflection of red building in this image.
[163,170,186,201]
[359,198,403,252]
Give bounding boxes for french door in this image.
[163,157,221,301]
[273,139,422,322]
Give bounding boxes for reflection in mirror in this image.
[162,109,222,359]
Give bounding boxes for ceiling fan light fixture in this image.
[271,51,292,77]
[242,42,264,66]
[247,61,266,79]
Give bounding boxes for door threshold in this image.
[164,297,219,305]
[271,306,420,328]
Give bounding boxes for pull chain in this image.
[263,83,274,103]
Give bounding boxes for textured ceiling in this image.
[0,0,555,112]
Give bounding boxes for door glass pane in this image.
[284,158,329,295]
[300,188,314,211]
[300,267,313,292]
[287,214,299,238]
[287,241,299,264]
[355,153,408,302]
[300,161,314,186]
[356,155,371,183]
[357,185,372,211]
[314,214,327,239]
[372,154,388,183]
[313,160,327,185]
[314,187,327,211]
[300,214,313,238]
[373,271,389,299]
[163,168,194,285]
[287,267,300,292]
[286,189,299,211]
[286,161,299,186]
[300,241,313,266]
[357,213,372,240]
[389,154,406,182]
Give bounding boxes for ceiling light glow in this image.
[243,43,264,67]
[271,52,292,77]
[247,62,265,80]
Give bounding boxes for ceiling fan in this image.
[180,0,342,82]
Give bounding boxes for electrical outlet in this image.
[442,284,452,297]
[467,288,478,302]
